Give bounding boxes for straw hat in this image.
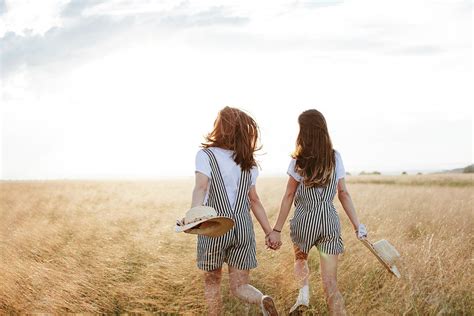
[175,206,234,237]
[360,238,401,278]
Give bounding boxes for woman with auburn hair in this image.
[267,109,367,315]
[189,106,278,315]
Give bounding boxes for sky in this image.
[0,0,472,179]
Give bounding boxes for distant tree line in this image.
[352,164,473,176]
[359,171,381,175]
[464,164,474,173]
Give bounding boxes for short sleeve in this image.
[287,159,302,182]
[195,150,211,178]
[250,166,259,186]
[335,150,346,180]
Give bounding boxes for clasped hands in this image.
[265,230,282,250]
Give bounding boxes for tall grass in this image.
[0,175,472,315]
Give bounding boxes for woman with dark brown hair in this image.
[267,109,367,315]
[189,106,278,315]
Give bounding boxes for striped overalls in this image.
[290,167,344,255]
[197,149,258,271]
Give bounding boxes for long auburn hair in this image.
[202,106,260,171]
[292,109,335,187]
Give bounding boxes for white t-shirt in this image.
[287,150,345,190]
[195,147,259,209]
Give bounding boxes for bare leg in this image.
[204,268,223,316]
[319,252,346,316]
[290,245,310,314]
[228,266,278,315]
[294,244,310,288]
[228,266,263,304]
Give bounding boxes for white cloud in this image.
[1,0,472,179]
[0,0,68,36]
[82,0,182,17]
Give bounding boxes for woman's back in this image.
[196,147,259,209]
[287,150,345,192]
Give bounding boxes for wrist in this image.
[273,227,282,233]
[264,227,273,237]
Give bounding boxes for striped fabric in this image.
[197,149,257,271]
[290,165,344,255]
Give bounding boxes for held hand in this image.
[177,218,192,234]
[266,231,282,250]
[264,236,272,249]
[355,223,368,239]
[176,217,195,234]
[265,237,280,250]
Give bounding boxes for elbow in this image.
[249,192,262,208]
[285,191,296,201]
[249,195,260,206]
[280,191,295,206]
[338,190,350,201]
[193,184,208,194]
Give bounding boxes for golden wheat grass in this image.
[0,175,473,315]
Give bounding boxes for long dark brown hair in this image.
[202,106,260,171]
[292,109,335,187]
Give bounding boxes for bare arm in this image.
[191,172,209,208]
[265,176,298,249]
[248,186,272,236]
[273,176,299,231]
[337,178,361,230]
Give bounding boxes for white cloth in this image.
[357,223,368,239]
[287,150,345,189]
[195,147,259,209]
[289,285,310,313]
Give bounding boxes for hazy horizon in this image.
[0,165,470,181]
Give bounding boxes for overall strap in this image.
[233,168,251,213]
[203,148,233,213]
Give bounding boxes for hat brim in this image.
[360,239,401,278]
[175,216,234,237]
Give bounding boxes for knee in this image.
[294,245,309,261]
[205,270,222,286]
[295,256,307,264]
[294,259,308,271]
[230,284,242,297]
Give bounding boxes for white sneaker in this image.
[261,295,278,316]
[289,299,309,315]
[289,286,309,315]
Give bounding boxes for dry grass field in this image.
[0,174,473,315]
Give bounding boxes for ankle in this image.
[297,285,309,303]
